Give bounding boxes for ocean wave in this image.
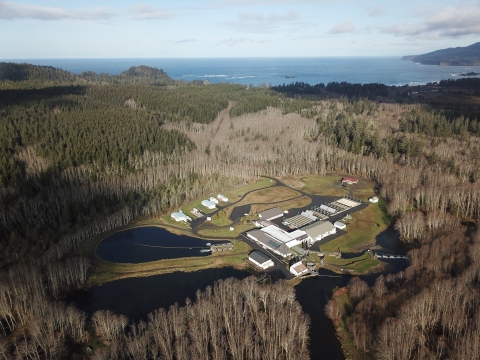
[199,74,228,78]
[229,76,256,79]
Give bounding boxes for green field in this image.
[197,223,255,238]
[324,253,381,273]
[321,202,388,253]
[222,177,275,201]
[298,174,349,197]
[210,210,233,227]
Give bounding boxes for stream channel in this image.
[73,225,409,359]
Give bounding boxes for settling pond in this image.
[96,226,224,263]
[84,225,409,359]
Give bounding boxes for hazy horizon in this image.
[1,0,479,58]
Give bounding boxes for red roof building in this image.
[342,177,358,184]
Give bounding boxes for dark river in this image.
[81,225,409,359]
[96,226,224,263]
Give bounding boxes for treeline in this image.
[273,78,480,105]
[272,81,390,100]
[439,77,480,91]
[327,225,480,359]
[399,108,480,137]
[0,63,174,87]
[0,62,76,84]
[0,270,310,359]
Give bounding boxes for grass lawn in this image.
[210,210,233,227]
[250,196,312,213]
[324,253,381,273]
[181,177,275,220]
[320,202,388,252]
[197,223,255,238]
[223,177,275,201]
[181,198,217,216]
[161,214,191,229]
[299,174,348,197]
[348,177,378,202]
[351,259,381,273]
[87,240,252,287]
[240,186,300,204]
[221,186,301,219]
[324,253,370,266]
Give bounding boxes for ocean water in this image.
[6,57,480,86]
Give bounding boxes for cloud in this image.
[329,21,355,34]
[0,1,115,20]
[381,5,480,38]
[175,38,198,44]
[216,37,251,46]
[130,4,171,20]
[213,0,367,6]
[222,10,300,33]
[368,5,386,17]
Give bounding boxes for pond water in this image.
[71,267,250,322]
[87,225,409,359]
[96,226,224,263]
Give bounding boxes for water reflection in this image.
[96,226,224,263]
[71,267,250,322]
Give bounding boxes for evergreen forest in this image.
[1,62,480,359]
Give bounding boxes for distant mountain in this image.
[0,63,174,85]
[402,42,480,66]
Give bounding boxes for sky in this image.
[1,0,480,58]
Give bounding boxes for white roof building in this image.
[369,197,379,203]
[246,230,292,257]
[290,261,309,277]
[249,251,274,269]
[260,225,308,248]
[217,194,228,202]
[171,211,192,222]
[209,197,219,204]
[258,207,284,221]
[201,200,217,209]
[334,221,347,229]
[302,221,336,243]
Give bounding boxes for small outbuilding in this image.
[209,197,219,204]
[171,211,192,222]
[342,177,358,184]
[289,261,309,277]
[217,194,228,202]
[334,221,347,229]
[201,200,217,209]
[369,197,379,203]
[249,251,274,269]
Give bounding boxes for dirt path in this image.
[204,101,233,155]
